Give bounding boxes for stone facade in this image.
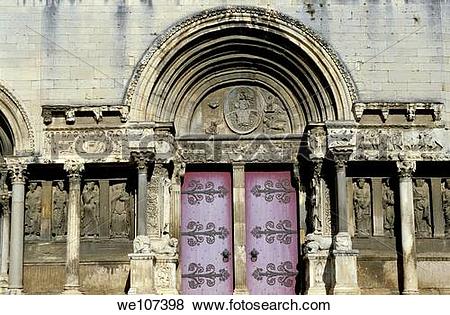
[0,1,449,295]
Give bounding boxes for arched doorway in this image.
[126,6,357,295]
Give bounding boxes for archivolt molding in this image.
[125,6,358,128]
[0,81,35,155]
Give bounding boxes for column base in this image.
[7,288,23,295]
[402,289,419,295]
[233,288,250,295]
[62,286,83,295]
[332,250,360,295]
[128,253,156,295]
[304,250,330,295]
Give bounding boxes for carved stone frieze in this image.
[177,139,300,163]
[356,128,447,161]
[352,178,371,237]
[413,179,432,238]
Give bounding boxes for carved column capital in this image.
[396,160,416,178]
[63,160,84,180]
[7,162,27,184]
[331,151,352,172]
[131,151,154,173]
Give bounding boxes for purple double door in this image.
[181,170,298,295]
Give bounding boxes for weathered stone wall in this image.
[0,0,449,152]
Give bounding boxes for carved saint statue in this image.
[413,179,432,238]
[52,181,68,238]
[353,178,371,236]
[442,179,450,237]
[81,181,100,237]
[382,179,395,237]
[110,183,130,238]
[234,91,253,127]
[25,182,42,238]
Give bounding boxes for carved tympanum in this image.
[413,179,432,238]
[382,179,395,237]
[25,182,42,239]
[353,178,371,236]
[52,181,68,238]
[81,181,100,237]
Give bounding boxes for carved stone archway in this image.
[125,6,357,133]
[0,82,35,155]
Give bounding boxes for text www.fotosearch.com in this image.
[116,298,331,312]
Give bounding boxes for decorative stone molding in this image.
[352,102,444,123]
[0,82,36,154]
[41,104,130,125]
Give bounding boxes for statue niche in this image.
[81,181,100,237]
[189,86,291,135]
[110,182,131,238]
[25,182,42,239]
[382,179,395,237]
[52,180,68,238]
[413,179,432,238]
[353,178,371,237]
[443,179,450,238]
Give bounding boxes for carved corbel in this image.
[381,108,390,122]
[352,103,366,122]
[119,106,130,123]
[406,105,416,122]
[42,108,53,125]
[431,103,443,121]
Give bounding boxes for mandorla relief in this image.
[191,86,291,135]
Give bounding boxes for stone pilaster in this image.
[148,163,170,239]
[232,163,249,295]
[62,161,84,294]
[397,160,419,295]
[7,162,27,294]
[0,182,10,293]
[170,161,185,241]
[131,151,154,236]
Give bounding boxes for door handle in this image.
[250,248,259,262]
[221,249,230,263]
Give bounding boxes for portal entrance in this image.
[180,169,298,295]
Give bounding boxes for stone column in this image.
[7,163,26,294]
[232,163,249,295]
[131,151,153,236]
[170,162,185,241]
[0,191,10,292]
[332,156,360,295]
[62,161,84,294]
[397,160,419,295]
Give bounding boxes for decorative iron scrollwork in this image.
[252,261,297,287]
[182,263,230,289]
[181,221,229,246]
[250,179,294,204]
[182,180,228,205]
[251,220,296,245]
